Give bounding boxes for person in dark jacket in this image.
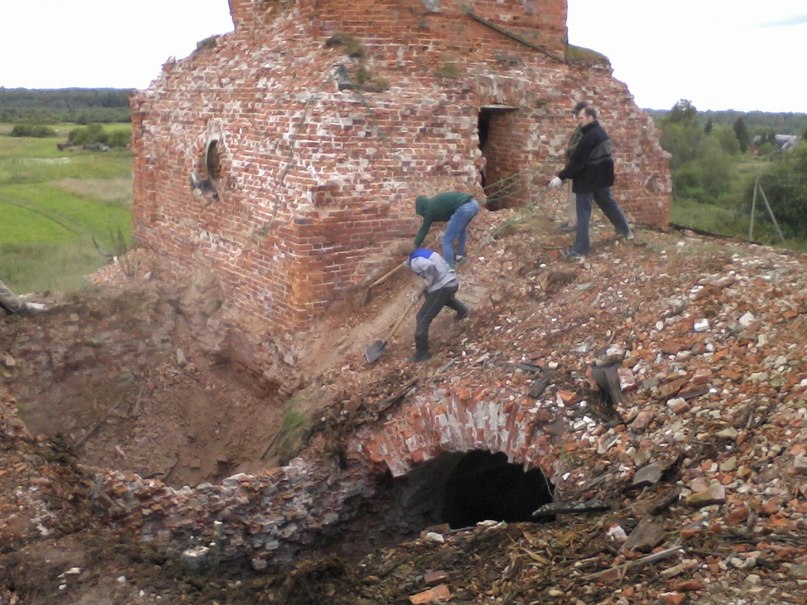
[413,191,480,268]
[549,105,633,258]
[558,100,590,233]
[406,248,469,362]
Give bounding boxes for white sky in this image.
[1,1,805,113]
[567,0,807,112]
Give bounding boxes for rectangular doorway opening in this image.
[478,105,522,210]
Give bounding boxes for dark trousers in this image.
[415,284,467,354]
[572,187,631,255]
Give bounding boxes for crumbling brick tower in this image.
[131,0,670,378]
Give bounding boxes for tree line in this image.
[653,99,807,244]
[0,87,132,123]
[647,107,807,139]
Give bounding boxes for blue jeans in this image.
[443,198,480,265]
[572,188,631,255]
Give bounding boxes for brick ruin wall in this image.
[131,0,671,360]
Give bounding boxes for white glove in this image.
[549,176,563,189]
[410,290,423,303]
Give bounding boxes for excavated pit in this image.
[2,286,291,487]
[14,352,287,487]
[3,276,559,571]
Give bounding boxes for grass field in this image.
[0,124,132,293]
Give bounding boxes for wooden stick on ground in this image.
[75,393,128,448]
[581,545,684,582]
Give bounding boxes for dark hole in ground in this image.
[334,450,555,556]
[443,450,554,528]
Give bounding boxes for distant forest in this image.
[646,108,807,136]
[0,88,132,123]
[2,88,805,136]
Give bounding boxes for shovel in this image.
[361,262,406,305]
[364,296,419,363]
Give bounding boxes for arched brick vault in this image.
[86,383,564,570]
[131,0,671,357]
[350,385,558,480]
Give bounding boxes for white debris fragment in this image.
[694,318,710,332]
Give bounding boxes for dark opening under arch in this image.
[332,450,556,552]
[443,450,554,529]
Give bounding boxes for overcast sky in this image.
[567,0,807,113]
[1,0,805,113]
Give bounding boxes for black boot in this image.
[410,332,431,362]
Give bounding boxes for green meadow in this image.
[0,124,132,293]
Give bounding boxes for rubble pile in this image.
[1,205,805,604]
[298,214,806,604]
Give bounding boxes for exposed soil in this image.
[2,200,806,604]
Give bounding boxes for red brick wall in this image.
[132,0,671,350]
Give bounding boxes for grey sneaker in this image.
[623,230,635,240]
[561,248,585,260]
[559,222,577,233]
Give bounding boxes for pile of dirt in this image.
[2,202,806,604]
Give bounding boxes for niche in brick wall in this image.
[479,105,521,210]
[190,132,223,201]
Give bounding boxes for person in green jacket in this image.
[413,191,480,268]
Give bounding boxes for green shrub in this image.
[695,137,734,198]
[68,123,109,146]
[745,142,807,239]
[325,33,365,58]
[10,124,57,138]
[272,403,310,464]
[107,129,131,148]
[436,63,462,79]
[354,66,390,93]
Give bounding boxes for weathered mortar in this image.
[131,0,671,386]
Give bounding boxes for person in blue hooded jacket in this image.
[406,248,469,362]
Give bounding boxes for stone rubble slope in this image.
[303,209,807,604]
[1,206,805,604]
